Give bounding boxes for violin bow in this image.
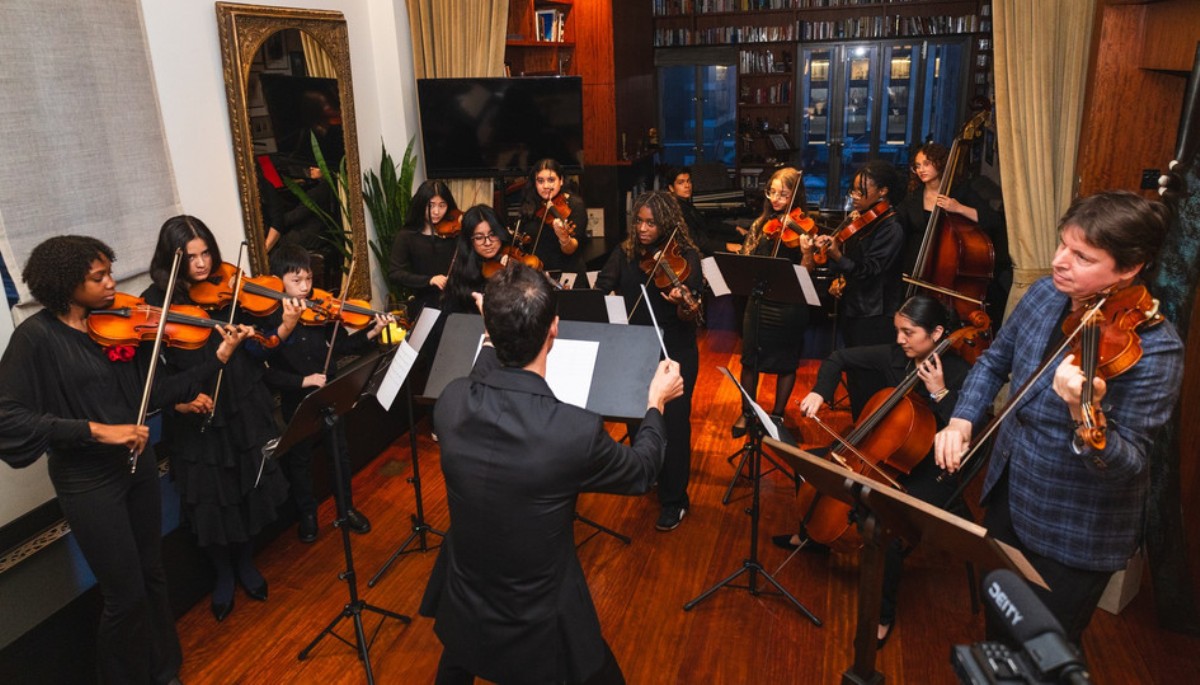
[769,181,802,259]
[322,246,359,377]
[129,248,184,474]
[627,224,682,323]
[201,242,248,433]
[808,415,906,491]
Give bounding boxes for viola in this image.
[434,209,463,239]
[1062,283,1162,449]
[762,207,815,250]
[535,194,576,238]
[797,328,969,551]
[87,292,279,351]
[190,262,331,325]
[639,236,701,322]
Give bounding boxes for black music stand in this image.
[273,350,409,685]
[368,315,448,588]
[420,314,662,546]
[684,368,821,624]
[712,252,809,503]
[763,437,1044,685]
[555,288,609,323]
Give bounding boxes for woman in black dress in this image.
[517,158,588,287]
[733,167,811,436]
[144,216,290,623]
[0,235,250,684]
[443,205,512,314]
[387,179,460,318]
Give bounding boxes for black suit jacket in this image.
[420,346,667,684]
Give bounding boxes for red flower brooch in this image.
[105,345,136,363]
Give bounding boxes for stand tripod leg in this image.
[574,513,631,546]
[722,442,752,505]
[683,563,752,611]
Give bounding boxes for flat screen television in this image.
[416,76,584,179]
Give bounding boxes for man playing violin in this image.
[934,191,1184,645]
[420,263,684,684]
[596,190,701,531]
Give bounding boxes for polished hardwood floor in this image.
[175,322,1200,684]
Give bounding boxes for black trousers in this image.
[279,402,354,516]
[658,340,698,510]
[983,470,1113,646]
[433,640,625,685]
[51,447,182,684]
[839,314,893,419]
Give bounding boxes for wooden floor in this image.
[175,325,1200,684]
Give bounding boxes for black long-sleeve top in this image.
[595,241,702,353]
[388,229,457,312]
[258,308,377,416]
[520,193,588,281]
[826,212,905,319]
[810,342,969,427]
[895,183,1010,278]
[0,309,220,472]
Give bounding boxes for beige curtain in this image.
[993,0,1096,310]
[407,0,509,207]
[300,32,337,79]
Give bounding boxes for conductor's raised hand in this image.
[647,359,684,413]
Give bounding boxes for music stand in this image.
[555,288,609,323]
[763,437,1044,685]
[684,368,821,624]
[712,252,808,502]
[277,350,411,685]
[420,314,662,546]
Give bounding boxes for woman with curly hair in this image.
[595,190,701,531]
[0,235,251,684]
[144,216,291,624]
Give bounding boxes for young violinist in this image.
[144,215,290,623]
[261,243,392,543]
[596,190,701,531]
[517,158,588,287]
[804,160,906,418]
[934,191,1183,645]
[787,295,970,648]
[733,167,811,437]
[387,180,460,318]
[0,235,252,684]
[443,205,512,314]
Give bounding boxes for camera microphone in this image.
[982,569,1092,685]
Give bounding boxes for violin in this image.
[639,235,701,322]
[87,292,279,351]
[815,200,894,266]
[1062,283,1162,449]
[482,222,543,279]
[762,207,815,250]
[434,208,463,239]
[535,194,576,238]
[305,288,401,329]
[189,262,332,325]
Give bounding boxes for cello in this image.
[905,109,995,363]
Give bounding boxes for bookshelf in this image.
[506,0,575,76]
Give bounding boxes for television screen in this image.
[416,76,584,179]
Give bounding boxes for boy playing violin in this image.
[262,243,393,542]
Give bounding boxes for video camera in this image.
[952,569,1093,684]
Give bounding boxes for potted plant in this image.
[363,138,418,311]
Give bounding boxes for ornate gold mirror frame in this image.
[215,2,368,295]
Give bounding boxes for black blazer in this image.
[420,347,667,684]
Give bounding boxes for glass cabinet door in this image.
[658,64,737,167]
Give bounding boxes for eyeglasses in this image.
[472,233,499,244]
[766,190,793,200]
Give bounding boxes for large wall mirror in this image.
[216,2,368,295]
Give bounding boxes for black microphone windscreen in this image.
[982,569,1065,644]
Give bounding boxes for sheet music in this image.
[719,366,779,442]
[605,295,628,324]
[586,270,599,288]
[546,338,599,409]
[793,265,820,306]
[406,307,441,352]
[702,256,730,297]
[375,341,417,411]
[559,272,577,289]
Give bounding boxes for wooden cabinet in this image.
[506,0,575,76]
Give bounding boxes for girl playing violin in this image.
[444,205,512,314]
[733,167,811,438]
[0,235,253,684]
[518,158,589,287]
[595,191,701,531]
[388,179,460,318]
[786,295,970,649]
[144,216,290,624]
[262,243,391,543]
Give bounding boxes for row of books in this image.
[534,9,566,42]
[654,14,981,45]
[740,82,793,105]
[653,0,988,16]
[739,49,792,74]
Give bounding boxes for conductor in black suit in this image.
[420,263,685,684]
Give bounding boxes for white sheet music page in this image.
[375,341,418,411]
[605,295,628,325]
[793,265,820,306]
[406,307,441,352]
[719,366,779,441]
[545,338,599,409]
[702,256,730,297]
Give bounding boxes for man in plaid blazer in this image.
[935,191,1184,644]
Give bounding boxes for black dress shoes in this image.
[346,508,372,534]
[298,512,318,543]
[731,413,749,438]
[242,580,268,602]
[211,596,233,623]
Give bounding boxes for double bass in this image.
[905,109,995,363]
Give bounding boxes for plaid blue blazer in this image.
[953,277,1183,572]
